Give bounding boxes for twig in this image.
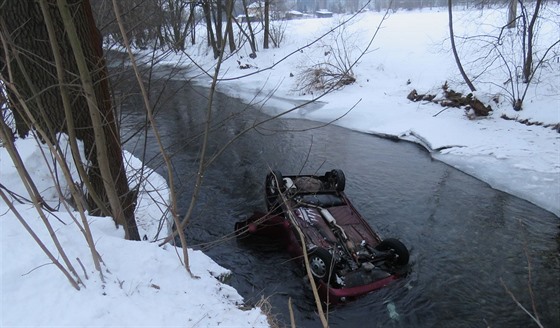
[274,175,328,328]
[111,0,194,275]
[22,262,53,276]
[0,188,80,290]
[499,219,543,328]
[500,278,543,328]
[76,257,89,281]
[433,107,450,117]
[288,297,296,328]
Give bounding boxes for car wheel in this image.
[265,170,284,213]
[328,169,345,192]
[265,170,284,195]
[308,247,335,283]
[375,238,409,267]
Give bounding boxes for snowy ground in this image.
[1,6,558,328]
[159,8,559,217]
[0,137,269,327]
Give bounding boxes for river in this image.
[116,68,559,328]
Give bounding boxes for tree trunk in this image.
[202,0,219,58]
[507,0,517,28]
[264,0,270,49]
[215,0,223,52]
[0,0,140,240]
[241,0,257,56]
[447,0,476,92]
[189,3,196,45]
[523,0,542,83]
[225,0,236,52]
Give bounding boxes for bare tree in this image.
[520,0,542,84]
[241,0,258,56]
[225,0,237,52]
[451,0,558,111]
[163,0,193,51]
[0,0,140,240]
[92,0,164,49]
[202,0,220,58]
[447,0,476,92]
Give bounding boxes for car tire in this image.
[328,169,346,192]
[308,247,335,283]
[265,170,284,214]
[375,238,409,267]
[266,170,284,194]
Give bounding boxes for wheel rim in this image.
[332,172,339,189]
[328,173,335,187]
[267,174,278,195]
[310,256,327,278]
[327,169,345,191]
[376,238,409,267]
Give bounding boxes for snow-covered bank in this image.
[159,9,559,217]
[0,137,269,327]
[2,6,556,327]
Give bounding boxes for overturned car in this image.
[235,169,410,304]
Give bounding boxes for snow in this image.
[158,7,559,217]
[1,137,269,327]
[1,6,559,328]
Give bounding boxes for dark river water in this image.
[116,67,559,328]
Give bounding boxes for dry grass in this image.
[255,295,286,328]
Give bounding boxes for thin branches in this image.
[110,0,194,274]
[500,219,544,328]
[449,1,558,110]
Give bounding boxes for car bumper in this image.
[318,275,398,304]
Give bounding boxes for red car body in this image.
[235,169,409,304]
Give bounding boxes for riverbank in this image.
[156,8,559,217]
[0,137,269,327]
[1,6,557,328]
